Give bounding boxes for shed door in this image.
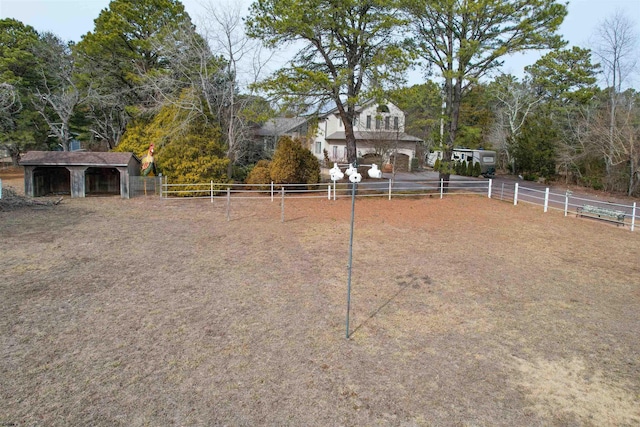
[85,167,120,196]
[33,167,71,196]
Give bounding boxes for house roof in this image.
[20,151,140,167]
[256,117,308,136]
[325,131,423,143]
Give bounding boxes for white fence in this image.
[156,177,638,231]
[159,178,492,201]
[491,181,637,231]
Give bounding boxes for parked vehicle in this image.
[427,149,496,178]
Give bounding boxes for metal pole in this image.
[346,181,357,339]
[488,179,492,199]
[544,187,549,213]
[631,202,636,232]
[514,183,519,206]
[281,187,285,223]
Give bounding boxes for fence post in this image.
[632,202,636,232]
[544,187,549,213]
[271,181,274,202]
[487,179,492,199]
[440,178,444,199]
[210,180,214,203]
[388,179,392,200]
[0,178,2,199]
[500,183,504,201]
[564,191,570,217]
[334,180,337,201]
[226,188,230,221]
[328,185,331,200]
[281,187,285,223]
[514,183,519,206]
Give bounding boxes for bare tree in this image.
[30,33,84,151]
[592,10,638,186]
[140,3,274,178]
[0,82,27,164]
[490,74,543,171]
[198,0,275,177]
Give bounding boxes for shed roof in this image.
[20,151,140,167]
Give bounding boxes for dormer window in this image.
[377,105,390,113]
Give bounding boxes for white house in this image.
[258,101,423,172]
[314,100,422,171]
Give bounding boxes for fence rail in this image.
[152,176,638,231]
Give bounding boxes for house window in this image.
[315,141,321,154]
[375,117,382,130]
[339,118,343,128]
[385,116,390,130]
[393,117,399,130]
[332,145,338,160]
[366,115,371,129]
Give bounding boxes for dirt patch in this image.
[1,191,639,426]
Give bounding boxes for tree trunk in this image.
[629,157,636,197]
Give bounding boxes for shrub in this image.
[116,99,229,184]
[472,162,482,177]
[269,136,320,187]
[433,158,441,171]
[246,160,272,186]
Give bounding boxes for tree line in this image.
[0,0,638,195]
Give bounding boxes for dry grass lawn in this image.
[1,169,640,426]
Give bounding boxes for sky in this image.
[1,0,639,87]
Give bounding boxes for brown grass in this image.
[1,167,639,426]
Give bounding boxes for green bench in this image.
[576,204,626,226]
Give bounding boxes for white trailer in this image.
[427,149,496,177]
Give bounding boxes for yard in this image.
[1,169,639,426]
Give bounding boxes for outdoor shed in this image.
[20,151,141,199]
